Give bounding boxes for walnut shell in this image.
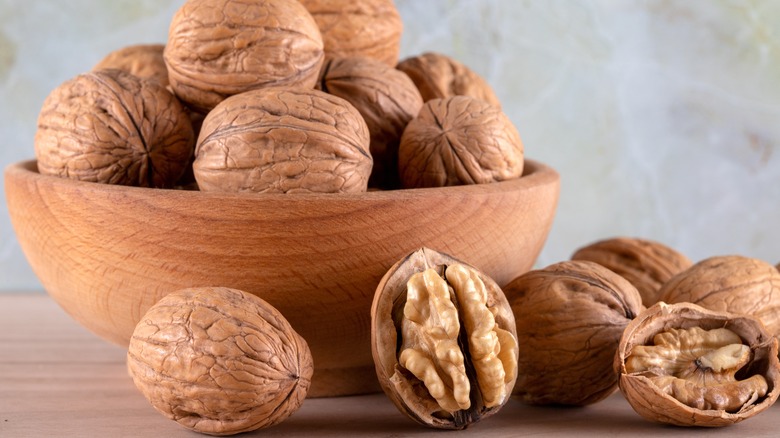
[616,302,780,427]
[398,96,523,188]
[317,56,423,189]
[299,0,402,67]
[194,87,372,193]
[164,0,324,112]
[504,260,644,406]
[571,237,693,307]
[397,52,501,107]
[34,69,194,188]
[127,287,313,436]
[93,44,169,88]
[658,255,780,338]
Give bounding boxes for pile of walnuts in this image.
[34,0,524,194]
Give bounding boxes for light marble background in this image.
[1,0,779,291]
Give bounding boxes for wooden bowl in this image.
[5,159,559,397]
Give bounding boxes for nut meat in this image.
[371,248,518,429]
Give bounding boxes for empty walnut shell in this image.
[571,237,693,307]
[317,56,423,189]
[397,52,501,107]
[299,0,402,67]
[165,0,324,112]
[398,96,523,188]
[194,87,371,193]
[127,287,313,436]
[616,302,780,427]
[658,255,780,339]
[371,247,518,429]
[93,44,169,88]
[504,260,644,406]
[34,69,194,188]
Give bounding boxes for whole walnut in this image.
[299,0,402,67]
[571,237,692,307]
[504,260,644,406]
[34,69,194,188]
[317,56,423,189]
[397,52,501,107]
[127,287,313,436]
[398,96,523,188]
[93,44,169,88]
[194,87,372,193]
[165,0,324,112]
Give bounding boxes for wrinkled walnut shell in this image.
[34,69,194,188]
[397,52,501,107]
[616,302,780,427]
[398,96,523,188]
[317,56,423,189]
[504,260,643,406]
[127,287,313,436]
[194,87,371,193]
[93,44,169,87]
[165,0,324,112]
[571,237,692,307]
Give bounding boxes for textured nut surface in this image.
[93,44,169,87]
[398,96,523,188]
[504,260,643,406]
[397,52,501,107]
[616,302,780,427]
[317,56,422,188]
[658,255,780,338]
[194,87,372,193]
[165,0,324,112]
[34,69,194,187]
[371,247,518,429]
[571,237,692,307]
[127,287,313,436]
[299,0,402,67]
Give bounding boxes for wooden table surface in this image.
[2,292,779,437]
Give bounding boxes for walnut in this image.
[317,56,423,189]
[299,0,402,67]
[371,248,518,429]
[616,302,780,426]
[93,44,169,88]
[571,237,693,307]
[397,52,501,107]
[398,96,523,188]
[34,69,194,188]
[164,0,324,112]
[504,260,643,406]
[658,255,780,339]
[127,287,313,436]
[194,87,371,193]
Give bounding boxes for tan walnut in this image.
[397,52,501,107]
[127,287,313,436]
[165,0,324,112]
[93,44,169,88]
[299,0,402,67]
[34,69,194,188]
[371,247,518,429]
[616,302,780,427]
[316,56,423,189]
[398,96,523,188]
[504,260,643,406]
[571,236,692,307]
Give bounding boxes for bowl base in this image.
[308,365,381,398]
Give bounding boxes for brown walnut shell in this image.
[398,96,523,188]
[34,69,194,188]
[165,0,324,112]
[317,56,423,189]
[571,237,693,307]
[127,287,313,436]
[93,44,169,87]
[371,247,518,429]
[397,52,501,107]
[194,87,372,193]
[299,0,402,67]
[616,302,780,427]
[504,260,643,406]
[658,255,780,338]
